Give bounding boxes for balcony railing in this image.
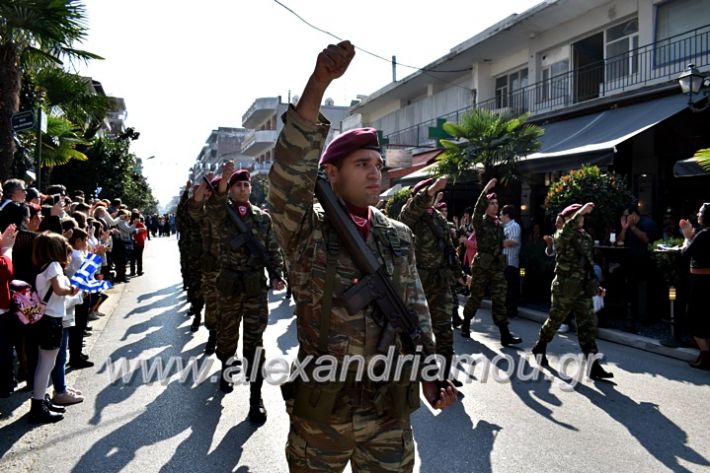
[241,129,278,154]
[386,24,710,146]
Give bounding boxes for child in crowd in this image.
[30,232,80,423]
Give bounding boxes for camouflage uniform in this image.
[177,190,204,319]
[462,190,508,326]
[204,193,283,365]
[187,199,220,333]
[175,189,190,290]
[399,191,461,379]
[538,210,599,354]
[269,107,433,473]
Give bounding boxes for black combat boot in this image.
[190,311,201,332]
[531,340,549,367]
[204,330,216,355]
[499,324,522,346]
[460,317,472,338]
[444,355,463,388]
[219,359,239,393]
[29,398,63,423]
[245,351,267,423]
[589,359,614,380]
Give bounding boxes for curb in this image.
[76,281,128,360]
[478,299,699,362]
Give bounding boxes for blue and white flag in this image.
[70,253,112,293]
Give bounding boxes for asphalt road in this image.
[1,235,709,473]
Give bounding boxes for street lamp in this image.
[678,64,710,112]
[661,286,679,348]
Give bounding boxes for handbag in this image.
[11,280,54,325]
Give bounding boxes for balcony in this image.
[242,97,280,129]
[386,24,710,146]
[241,129,278,156]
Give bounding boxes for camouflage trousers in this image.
[539,277,599,354]
[420,270,454,360]
[463,262,508,325]
[215,291,268,363]
[201,270,219,331]
[285,396,414,472]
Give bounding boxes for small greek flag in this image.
[70,253,112,293]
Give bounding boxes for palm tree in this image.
[693,148,710,171]
[435,108,544,183]
[0,0,100,180]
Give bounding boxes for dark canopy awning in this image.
[673,157,710,178]
[519,94,692,173]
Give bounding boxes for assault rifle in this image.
[314,172,435,357]
[203,177,279,282]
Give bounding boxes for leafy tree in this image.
[50,132,158,214]
[384,187,412,219]
[0,0,100,179]
[544,164,635,235]
[436,109,543,183]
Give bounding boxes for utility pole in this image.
[392,55,397,82]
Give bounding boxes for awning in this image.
[395,162,439,187]
[673,157,710,178]
[520,94,693,173]
[379,183,406,199]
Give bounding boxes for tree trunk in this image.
[0,43,21,181]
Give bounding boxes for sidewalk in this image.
[479,299,700,362]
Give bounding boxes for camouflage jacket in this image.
[177,190,204,256]
[187,199,220,263]
[268,106,433,362]
[204,192,283,278]
[175,189,190,244]
[399,190,461,283]
[554,210,598,289]
[471,188,505,269]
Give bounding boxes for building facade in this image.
[347,0,710,225]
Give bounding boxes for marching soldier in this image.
[399,177,466,387]
[461,178,522,346]
[205,163,285,423]
[176,182,204,330]
[268,41,456,473]
[531,203,614,379]
[188,175,222,354]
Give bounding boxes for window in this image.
[655,0,710,65]
[495,76,508,108]
[605,18,639,81]
[540,60,569,104]
[495,68,528,111]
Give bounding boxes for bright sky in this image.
[75,0,541,209]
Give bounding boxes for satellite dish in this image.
[291,94,300,104]
[324,97,334,106]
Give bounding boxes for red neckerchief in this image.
[232,201,251,218]
[345,202,372,239]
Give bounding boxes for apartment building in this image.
[189,127,251,183]
[348,0,710,224]
[241,96,350,175]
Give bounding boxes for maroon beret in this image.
[228,170,251,188]
[319,127,380,166]
[411,178,434,195]
[486,192,498,201]
[560,203,582,218]
[209,176,222,187]
[435,202,447,210]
